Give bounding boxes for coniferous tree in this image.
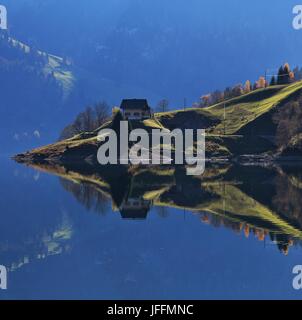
[157,99,169,112]
[270,76,276,86]
[253,82,258,91]
[277,66,284,85]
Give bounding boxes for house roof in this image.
[120,99,150,111]
[119,208,149,220]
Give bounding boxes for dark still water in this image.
[1,155,302,300]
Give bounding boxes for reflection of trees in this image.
[20,162,302,255]
[200,212,243,233]
[156,206,169,218]
[199,210,294,255]
[272,174,302,229]
[55,165,302,254]
[60,178,110,215]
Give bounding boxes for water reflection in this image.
[0,211,73,273]
[19,162,302,256]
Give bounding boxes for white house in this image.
[120,99,152,120]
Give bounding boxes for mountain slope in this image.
[0,31,78,151]
[0,29,164,152]
[156,81,302,135]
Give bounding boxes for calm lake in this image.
[0,154,302,300]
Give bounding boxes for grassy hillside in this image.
[156,81,302,136]
[14,80,302,163]
[207,82,302,134]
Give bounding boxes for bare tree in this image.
[157,99,169,112]
[59,102,110,140]
[273,95,302,147]
[95,101,110,128]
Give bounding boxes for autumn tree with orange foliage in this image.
[256,76,267,89]
[244,80,251,93]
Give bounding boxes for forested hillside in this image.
[0,30,78,150]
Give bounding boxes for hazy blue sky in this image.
[3,0,300,94]
[1,0,302,150]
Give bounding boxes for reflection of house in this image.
[119,197,152,220]
[120,99,152,120]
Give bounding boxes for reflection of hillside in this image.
[219,165,302,252]
[198,182,300,255]
[270,167,302,232]
[25,163,302,254]
[201,182,302,237]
